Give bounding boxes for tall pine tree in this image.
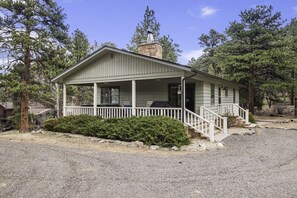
[128,6,181,63]
[217,5,286,113]
[0,0,68,131]
[128,6,160,52]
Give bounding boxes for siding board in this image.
[65,52,183,84]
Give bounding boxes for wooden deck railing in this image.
[64,106,182,120]
[135,107,182,121]
[200,106,227,133]
[184,108,215,141]
[217,103,249,124]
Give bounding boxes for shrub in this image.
[226,116,237,128]
[249,113,256,123]
[44,115,190,147]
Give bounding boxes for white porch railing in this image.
[200,106,227,133]
[184,108,215,141]
[218,103,249,124]
[64,106,182,120]
[135,107,182,121]
[65,106,94,116]
[96,107,133,119]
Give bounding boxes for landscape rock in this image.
[171,146,179,151]
[150,145,160,150]
[132,141,144,147]
[217,142,224,148]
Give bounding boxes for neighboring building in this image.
[52,31,249,141]
[0,102,14,118]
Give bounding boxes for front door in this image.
[168,84,195,112]
[218,87,222,104]
[185,84,195,112]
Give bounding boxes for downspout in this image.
[181,69,197,122]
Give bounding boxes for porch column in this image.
[93,83,97,116]
[132,80,136,116]
[55,83,60,117]
[181,77,185,122]
[63,84,66,116]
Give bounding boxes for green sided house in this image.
[52,34,249,141]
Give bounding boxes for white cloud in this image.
[201,6,217,17]
[180,49,204,64]
[293,7,297,11]
[188,6,218,18]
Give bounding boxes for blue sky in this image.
[57,0,297,64]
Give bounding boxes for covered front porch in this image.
[61,77,193,121]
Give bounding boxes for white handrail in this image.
[200,106,227,133]
[184,108,214,141]
[135,107,182,121]
[217,103,249,124]
[65,106,94,116]
[96,107,133,119]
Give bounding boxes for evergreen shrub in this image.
[44,115,190,147]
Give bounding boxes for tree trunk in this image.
[19,48,30,132]
[290,70,295,105]
[248,79,255,114]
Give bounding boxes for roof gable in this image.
[53,46,189,84]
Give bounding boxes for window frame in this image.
[101,86,120,105]
[225,87,228,97]
[211,84,215,105]
[233,88,236,103]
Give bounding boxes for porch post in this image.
[63,84,66,116]
[55,83,60,117]
[132,80,136,116]
[181,77,185,122]
[93,82,97,116]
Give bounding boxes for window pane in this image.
[101,87,120,104]
[211,84,215,105]
[101,88,110,104]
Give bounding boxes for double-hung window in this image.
[101,87,120,104]
[211,84,215,105]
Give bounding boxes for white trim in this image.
[93,83,97,116]
[63,74,184,85]
[52,46,192,83]
[63,84,66,116]
[132,80,136,116]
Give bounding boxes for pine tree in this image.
[128,6,181,63]
[0,0,68,132]
[128,6,160,52]
[160,35,182,63]
[197,29,226,75]
[217,5,286,113]
[69,29,90,62]
[284,19,297,105]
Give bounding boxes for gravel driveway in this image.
[0,128,297,198]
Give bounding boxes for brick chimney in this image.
[137,30,163,59]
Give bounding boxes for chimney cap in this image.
[147,29,154,43]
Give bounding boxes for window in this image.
[211,84,215,105]
[101,87,120,104]
[233,88,236,103]
[225,87,228,97]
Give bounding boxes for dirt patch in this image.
[254,115,297,130]
[0,131,221,156]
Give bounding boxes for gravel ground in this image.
[0,128,297,198]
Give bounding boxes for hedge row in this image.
[44,115,190,147]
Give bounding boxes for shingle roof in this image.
[0,102,14,109]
